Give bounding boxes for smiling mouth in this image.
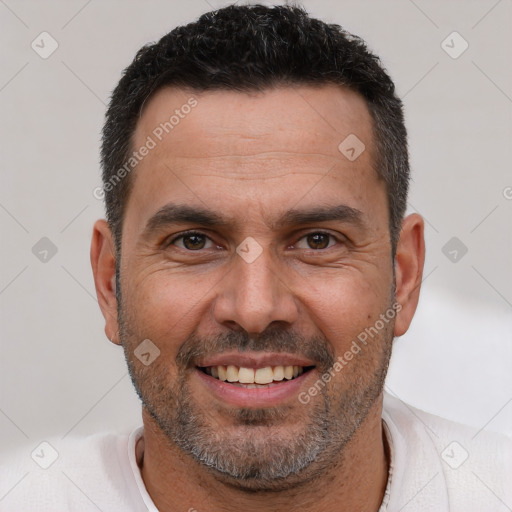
[197,365,316,388]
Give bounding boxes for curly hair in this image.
[101,4,409,255]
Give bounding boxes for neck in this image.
[138,396,389,512]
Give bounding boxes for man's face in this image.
[116,85,396,489]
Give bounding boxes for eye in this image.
[295,232,338,250]
[169,231,215,251]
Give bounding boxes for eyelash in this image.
[294,231,339,250]
[166,230,342,251]
[167,230,216,249]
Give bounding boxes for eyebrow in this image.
[142,203,365,238]
[272,204,364,230]
[143,204,227,237]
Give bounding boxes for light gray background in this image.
[1,0,511,460]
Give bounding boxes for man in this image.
[1,4,510,511]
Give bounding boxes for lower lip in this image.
[195,368,315,408]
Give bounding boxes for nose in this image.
[212,245,299,335]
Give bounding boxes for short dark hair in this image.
[101,3,409,255]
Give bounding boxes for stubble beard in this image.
[117,280,395,491]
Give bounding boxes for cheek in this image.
[303,272,391,352]
[122,268,219,344]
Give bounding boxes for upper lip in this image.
[196,351,316,368]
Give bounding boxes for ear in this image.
[90,219,121,345]
[393,213,425,337]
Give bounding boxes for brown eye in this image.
[307,233,330,249]
[295,232,337,250]
[170,232,214,251]
[182,234,206,250]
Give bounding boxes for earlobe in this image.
[393,214,425,337]
[90,219,121,345]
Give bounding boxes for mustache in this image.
[176,328,335,372]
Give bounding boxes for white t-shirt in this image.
[1,392,510,511]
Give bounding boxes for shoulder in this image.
[0,427,146,512]
[382,392,512,512]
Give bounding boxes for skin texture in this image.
[91,84,425,511]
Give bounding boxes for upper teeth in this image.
[206,365,304,384]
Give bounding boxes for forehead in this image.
[133,84,374,161]
[125,84,384,236]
